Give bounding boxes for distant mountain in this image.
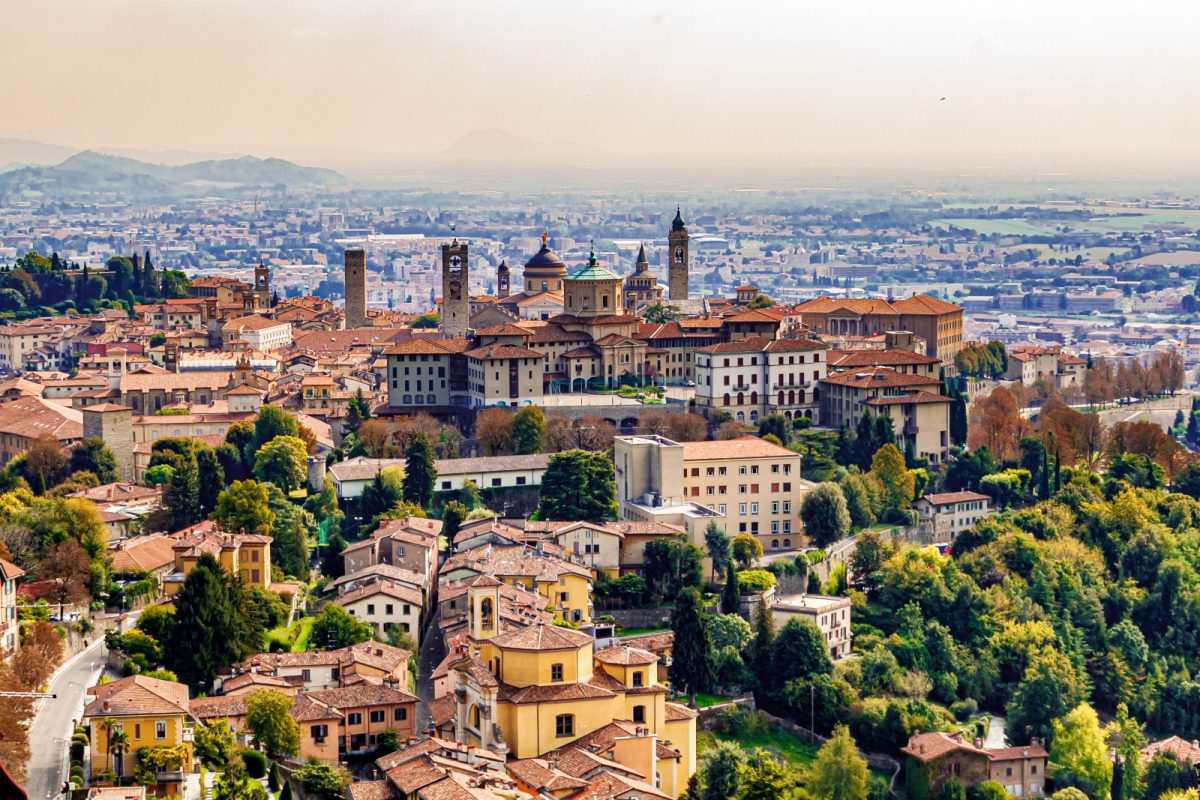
[0,137,78,166]
[0,150,344,199]
[440,128,602,162]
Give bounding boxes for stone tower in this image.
[82,404,133,483]
[254,260,271,309]
[441,238,469,338]
[344,248,368,329]
[668,206,690,301]
[496,260,510,299]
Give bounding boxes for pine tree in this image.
[669,587,714,704]
[749,600,775,691]
[166,554,260,691]
[163,451,201,530]
[195,444,226,516]
[403,434,437,509]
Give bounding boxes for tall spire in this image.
[635,243,648,270]
[588,239,597,266]
[541,229,549,248]
[672,206,686,232]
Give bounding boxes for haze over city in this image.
[3,0,1200,176]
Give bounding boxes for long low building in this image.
[330,453,550,500]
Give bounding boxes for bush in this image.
[242,748,268,778]
[950,698,979,721]
[737,569,777,593]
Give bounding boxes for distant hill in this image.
[0,137,78,166]
[0,150,344,199]
[440,128,602,162]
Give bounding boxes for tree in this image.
[770,618,832,691]
[40,540,91,618]
[266,485,312,580]
[402,434,437,509]
[69,438,118,484]
[715,419,745,440]
[749,599,776,686]
[643,537,703,597]
[359,468,404,525]
[801,482,852,547]
[22,434,69,492]
[345,389,371,434]
[538,450,616,522]
[311,604,373,650]
[731,532,763,569]
[476,408,515,456]
[1051,704,1112,800]
[871,443,916,516]
[741,749,792,800]
[248,406,299,463]
[704,521,731,582]
[758,413,791,447]
[254,436,308,493]
[441,501,467,546]
[1144,754,1184,800]
[323,533,347,580]
[721,563,741,615]
[213,480,275,536]
[1006,647,1085,745]
[809,725,869,800]
[166,554,260,691]
[195,444,226,516]
[163,450,201,530]
[669,587,714,704]
[512,407,547,454]
[839,474,876,529]
[246,689,301,757]
[968,386,1028,463]
[699,740,743,800]
[644,303,683,323]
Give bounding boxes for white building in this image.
[770,593,852,659]
[695,336,828,425]
[913,491,993,541]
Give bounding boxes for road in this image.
[26,638,107,800]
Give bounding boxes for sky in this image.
[3,0,1199,168]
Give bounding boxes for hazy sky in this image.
[3,0,1199,166]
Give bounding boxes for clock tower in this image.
[496,260,510,299]
[668,206,689,301]
[441,238,469,338]
[254,260,271,310]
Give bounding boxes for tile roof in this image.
[822,368,943,389]
[334,580,424,608]
[920,491,990,506]
[0,396,82,440]
[490,622,594,651]
[463,344,541,360]
[680,435,798,462]
[593,645,659,666]
[829,349,938,367]
[864,390,952,406]
[84,675,189,718]
[0,557,25,581]
[307,684,419,709]
[108,533,178,573]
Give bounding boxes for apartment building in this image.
[614,434,812,553]
[0,557,23,655]
[913,491,993,540]
[694,336,829,424]
[821,367,951,464]
[221,314,293,351]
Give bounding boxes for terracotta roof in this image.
[593,645,659,666]
[822,368,943,389]
[491,622,594,651]
[463,344,541,360]
[901,732,988,762]
[0,396,82,440]
[416,777,477,800]
[0,557,25,581]
[334,580,424,608]
[829,349,938,367]
[891,294,964,315]
[307,684,418,709]
[864,390,952,406]
[108,534,177,573]
[680,435,798,462]
[501,681,615,704]
[664,701,698,720]
[1143,736,1200,765]
[348,780,396,800]
[920,491,990,506]
[84,675,189,718]
[189,694,250,720]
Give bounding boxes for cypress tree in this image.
[749,599,775,692]
[669,587,714,705]
[721,563,741,615]
[402,434,437,510]
[163,451,201,530]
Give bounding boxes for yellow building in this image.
[82,675,195,786]
[440,543,593,625]
[446,580,696,797]
[163,525,272,596]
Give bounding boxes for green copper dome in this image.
[671,206,687,232]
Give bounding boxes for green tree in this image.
[720,563,741,615]
[704,521,731,582]
[512,407,547,454]
[402,434,436,509]
[731,532,763,569]
[537,450,617,522]
[265,485,312,580]
[1050,704,1112,800]
[359,468,404,524]
[809,725,869,800]
[758,413,792,447]
[195,444,226,516]
[871,443,916,515]
[441,500,467,546]
[253,436,308,493]
[700,740,743,800]
[248,406,299,463]
[345,389,371,434]
[458,479,482,511]
[1144,754,1183,800]
[69,438,118,484]
[802,482,852,547]
[163,450,201,530]
[839,474,876,529]
[770,618,832,691]
[166,554,261,690]
[310,604,373,650]
[669,587,714,704]
[642,536,703,597]
[213,480,275,536]
[749,597,776,685]
[1006,647,1086,745]
[246,689,301,757]
[741,749,792,800]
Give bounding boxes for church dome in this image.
[523,231,566,276]
[671,206,687,232]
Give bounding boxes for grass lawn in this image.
[698,725,819,769]
[692,693,729,708]
[934,218,1052,237]
[292,617,315,651]
[266,616,315,652]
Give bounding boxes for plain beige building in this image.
[770,593,852,659]
[614,434,811,553]
[464,343,544,408]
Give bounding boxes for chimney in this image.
[102,700,110,711]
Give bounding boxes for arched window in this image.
[751,391,758,406]
[469,705,481,730]
[480,597,494,631]
[750,410,759,424]
[772,539,779,549]
[724,393,731,406]
[778,391,785,405]
[788,390,795,405]
[784,539,791,548]
[555,714,575,738]
[737,392,744,406]
[736,411,745,423]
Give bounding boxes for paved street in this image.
[26,638,107,800]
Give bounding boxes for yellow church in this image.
[446,577,697,797]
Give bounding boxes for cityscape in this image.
[2,4,1200,800]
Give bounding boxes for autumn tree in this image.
[715,419,745,440]
[476,408,514,456]
[40,539,91,617]
[968,386,1027,463]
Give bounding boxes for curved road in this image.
[25,638,108,800]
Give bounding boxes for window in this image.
[751,503,759,515]
[311,724,328,740]
[633,705,646,723]
[301,669,311,682]
[370,710,386,723]
[551,663,564,682]
[394,707,408,721]
[367,604,375,615]
[556,714,575,737]
[633,670,644,687]
[739,503,747,516]
[348,713,362,725]
[155,720,166,740]
[386,604,393,615]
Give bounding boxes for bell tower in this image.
[441,238,470,339]
[496,260,510,299]
[254,260,271,310]
[668,206,689,300]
